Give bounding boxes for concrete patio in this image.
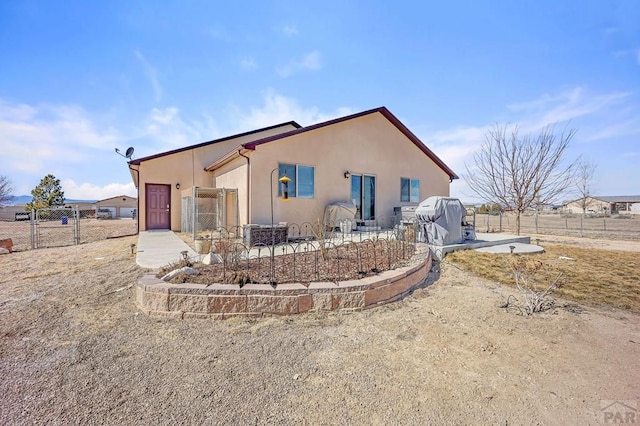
[135,229,539,269]
[429,232,533,259]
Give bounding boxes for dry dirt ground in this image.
[0,235,638,425]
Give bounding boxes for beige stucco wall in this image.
[96,196,137,218]
[135,124,297,231]
[565,198,640,214]
[135,113,454,231]
[564,198,609,213]
[247,112,452,225]
[212,159,248,226]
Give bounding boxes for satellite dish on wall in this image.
[115,146,135,160]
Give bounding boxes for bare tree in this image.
[465,124,579,235]
[575,161,597,214]
[0,175,14,205]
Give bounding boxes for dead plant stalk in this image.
[513,259,564,314]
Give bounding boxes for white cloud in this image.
[506,87,631,123]
[276,50,323,77]
[620,47,640,65]
[62,179,137,200]
[300,51,322,69]
[419,87,639,202]
[282,25,299,36]
[0,99,119,175]
[240,57,257,70]
[231,89,354,130]
[1,91,354,187]
[134,50,162,103]
[0,101,37,121]
[138,106,221,153]
[423,125,490,173]
[586,118,640,141]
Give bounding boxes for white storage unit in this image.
[120,207,136,218]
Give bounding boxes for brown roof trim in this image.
[242,106,459,180]
[128,121,302,165]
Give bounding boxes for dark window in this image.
[278,163,314,198]
[401,178,420,202]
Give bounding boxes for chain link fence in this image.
[181,187,239,240]
[474,211,640,240]
[0,207,137,251]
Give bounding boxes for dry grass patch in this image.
[445,244,640,312]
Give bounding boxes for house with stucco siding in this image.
[95,195,138,218]
[563,195,640,214]
[127,107,458,233]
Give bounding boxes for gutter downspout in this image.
[238,149,251,225]
[128,163,141,234]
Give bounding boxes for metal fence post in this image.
[75,205,80,245]
[30,209,36,249]
[192,186,197,240]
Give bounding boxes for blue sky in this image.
[1,0,638,202]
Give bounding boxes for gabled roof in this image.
[97,195,137,203]
[128,121,302,165]
[239,106,458,180]
[590,195,640,203]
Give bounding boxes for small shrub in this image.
[502,257,565,315]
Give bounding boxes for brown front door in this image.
[146,184,171,230]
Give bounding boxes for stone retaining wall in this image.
[136,244,431,319]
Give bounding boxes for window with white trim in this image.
[278,163,315,198]
[400,178,420,202]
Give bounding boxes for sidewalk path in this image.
[135,230,198,269]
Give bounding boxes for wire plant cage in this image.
[181,187,239,239]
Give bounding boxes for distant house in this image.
[95,195,137,218]
[127,106,458,232]
[563,195,640,214]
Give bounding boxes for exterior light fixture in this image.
[176,183,180,190]
[344,171,351,179]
